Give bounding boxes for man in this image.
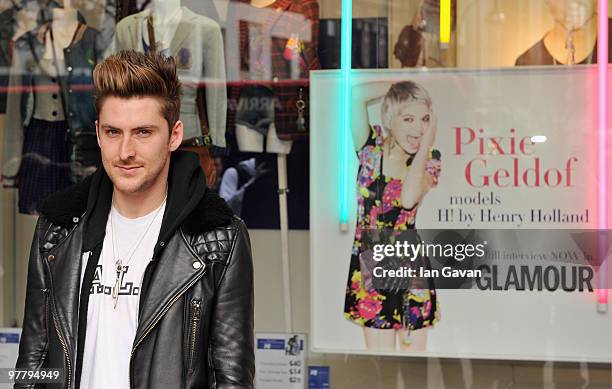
[14,50,254,389]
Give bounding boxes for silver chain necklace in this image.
[553,13,596,66]
[110,195,166,309]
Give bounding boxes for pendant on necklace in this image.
[112,259,122,309]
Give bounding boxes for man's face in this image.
[96,96,183,197]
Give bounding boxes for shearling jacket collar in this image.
[39,150,233,241]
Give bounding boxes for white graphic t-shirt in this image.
[79,199,166,389]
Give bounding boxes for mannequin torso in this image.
[543,14,597,64]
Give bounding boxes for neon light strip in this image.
[597,0,608,303]
[339,0,352,228]
[440,0,451,43]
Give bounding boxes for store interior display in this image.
[227,0,320,154]
[2,0,105,215]
[515,0,611,65]
[217,0,319,230]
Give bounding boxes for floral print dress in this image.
[344,125,441,330]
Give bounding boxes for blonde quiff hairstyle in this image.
[93,50,182,131]
[381,81,432,133]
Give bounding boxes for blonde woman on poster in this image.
[344,81,441,351]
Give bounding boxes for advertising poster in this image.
[310,67,612,361]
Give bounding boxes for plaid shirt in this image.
[227,0,320,140]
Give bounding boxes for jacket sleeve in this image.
[210,220,255,388]
[14,217,49,389]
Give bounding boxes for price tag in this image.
[255,333,305,389]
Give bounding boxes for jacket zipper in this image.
[51,299,72,389]
[127,269,206,389]
[38,288,50,368]
[43,255,74,389]
[187,298,202,375]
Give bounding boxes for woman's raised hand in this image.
[419,111,438,153]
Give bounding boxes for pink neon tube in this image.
[597,0,608,304]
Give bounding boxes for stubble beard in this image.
[107,154,169,195]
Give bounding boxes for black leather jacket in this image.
[14,151,255,389]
